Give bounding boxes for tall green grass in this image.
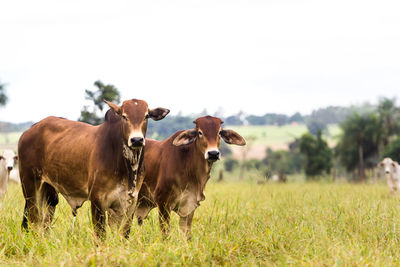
[1,182,399,265]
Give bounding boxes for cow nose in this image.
[130,137,144,147]
[7,166,13,171]
[207,151,220,161]
[386,170,390,174]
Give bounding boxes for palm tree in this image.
[336,113,382,181]
[378,97,399,147]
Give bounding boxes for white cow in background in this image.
[9,169,20,184]
[0,150,18,205]
[379,157,400,195]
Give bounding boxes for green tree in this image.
[78,80,121,125]
[0,81,8,107]
[299,130,332,179]
[263,142,304,182]
[335,113,382,181]
[377,97,399,147]
[223,157,239,172]
[306,120,327,136]
[381,138,400,163]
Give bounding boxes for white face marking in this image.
[204,147,220,160]
[134,102,138,105]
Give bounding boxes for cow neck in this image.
[99,118,125,165]
[190,141,213,188]
[101,118,142,193]
[122,145,143,190]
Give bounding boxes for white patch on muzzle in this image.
[204,148,220,160]
[127,131,145,147]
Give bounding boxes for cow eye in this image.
[145,114,150,119]
[122,115,128,121]
[198,131,203,137]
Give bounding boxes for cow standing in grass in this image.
[378,157,400,195]
[136,116,246,238]
[0,150,18,206]
[18,99,169,238]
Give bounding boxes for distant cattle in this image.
[378,158,400,195]
[18,99,169,238]
[136,116,246,237]
[0,150,18,205]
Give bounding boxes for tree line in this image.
[1,80,400,182]
[224,97,400,182]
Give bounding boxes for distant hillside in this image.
[0,121,33,133]
[0,102,373,142]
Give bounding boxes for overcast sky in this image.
[0,0,399,123]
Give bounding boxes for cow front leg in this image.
[107,208,123,231]
[158,205,171,236]
[108,206,133,239]
[179,211,195,240]
[91,200,106,239]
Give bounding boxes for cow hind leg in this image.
[21,202,29,231]
[39,182,59,230]
[20,171,40,231]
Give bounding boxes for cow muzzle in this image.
[7,166,13,171]
[205,150,220,162]
[130,137,144,148]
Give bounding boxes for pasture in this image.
[1,181,400,265]
[229,124,341,147]
[228,124,340,159]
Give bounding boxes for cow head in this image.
[105,99,169,149]
[173,116,246,162]
[379,157,398,175]
[0,150,18,173]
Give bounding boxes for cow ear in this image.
[173,130,198,146]
[149,108,170,121]
[104,100,122,115]
[220,129,246,146]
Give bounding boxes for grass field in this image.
[1,181,400,266]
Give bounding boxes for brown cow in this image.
[136,116,246,237]
[18,99,169,238]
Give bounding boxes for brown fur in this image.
[18,99,169,238]
[136,116,245,237]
